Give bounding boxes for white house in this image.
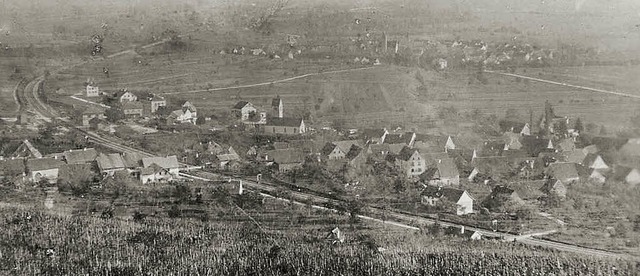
[141,156,180,176]
[27,158,64,184]
[232,101,257,121]
[86,84,100,97]
[264,118,306,135]
[421,186,474,215]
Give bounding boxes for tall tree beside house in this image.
[555,119,568,138]
[574,118,584,133]
[105,106,124,123]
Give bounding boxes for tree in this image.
[195,116,206,125]
[574,117,584,133]
[105,106,124,123]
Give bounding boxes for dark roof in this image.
[591,136,628,152]
[122,152,143,168]
[489,185,516,196]
[521,136,553,157]
[480,140,506,157]
[27,158,64,171]
[361,129,387,139]
[233,101,251,109]
[321,143,339,156]
[140,163,167,175]
[421,152,451,167]
[265,149,305,164]
[142,156,179,169]
[265,117,303,127]
[437,158,460,178]
[397,146,418,161]
[421,186,466,201]
[472,156,511,174]
[368,144,390,155]
[332,140,362,153]
[345,145,364,160]
[613,165,637,181]
[563,149,587,164]
[0,158,25,176]
[64,148,98,164]
[540,179,566,195]
[96,153,125,171]
[384,132,414,145]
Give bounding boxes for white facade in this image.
[86,84,100,97]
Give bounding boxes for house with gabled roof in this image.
[27,158,65,183]
[113,90,138,103]
[96,153,126,176]
[588,169,607,184]
[394,146,425,177]
[504,133,523,151]
[421,186,474,215]
[384,132,416,148]
[500,121,531,136]
[63,148,98,165]
[149,95,166,114]
[361,128,388,145]
[556,139,576,152]
[264,117,306,135]
[613,165,640,187]
[86,83,100,97]
[232,101,257,121]
[216,147,241,170]
[322,143,347,160]
[140,164,173,184]
[80,107,106,126]
[11,140,42,159]
[468,156,511,183]
[345,145,366,167]
[264,148,305,172]
[122,101,144,117]
[521,136,555,157]
[141,156,179,176]
[545,162,580,183]
[478,140,506,157]
[121,152,143,170]
[540,179,567,199]
[420,158,460,186]
[0,158,26,181]
[563,149,587,165]
[482,185,524,212]
[583,154,609,172]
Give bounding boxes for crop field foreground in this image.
[0,202,637,275]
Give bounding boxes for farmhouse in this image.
[482,185,524,212]
[322,143,347,160]
[540,179,568,199]
[361,128,388,145]
[384,132,416,148]
[413,135,456,153]
[232,101,257,121]
[583,154,609,172]
[0,158,26,181]
[11,140,43,159]
[149,95,166,114]
[563,149,587,165]
[395,147,425,178]
[114,91,138,103]
[421,158,460,186]
[140,164,174,184]
[613,165,640,187]
[27,158,64,183]
[546,162,580,183]
[588,169,607,184]
[122,101,144,117]
[80,107,106,127]
[264,118,306,135]
[468,156,511,183]
[63,148,98,165]
[86,83,100,97]
[142,156,180,176]
[265,148,305,172]
[96,153,126,176]
[421,186,474,215]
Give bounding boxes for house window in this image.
[294,128,298,133]
[411,168,414,172]
[284,128,287,133]
[272,127,276,133]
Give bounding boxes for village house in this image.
[149,95,167,114]
[540,179,568,199]
[421,186,474,215]
[395,147,425,178]
[114,90,138,103]
[421,158,460,186]
[86,83,100,97]
[80,107,106,127]
[613,165,640,187]
[361,128,388,145]
[563,149,587,165]
[122,101,144,118]
[271,96,284,118]
[384,132,416,148]
[121,152,143,170]
[0,158,26,182]
[503,133,523,151]
[63,148,98,165]
[140,164,174,184]
[169,101,198,124]
[413,135,456,153]
[215,147,240,170]
[11,140,43,159]
[232,101,258,121]
[27,158,64,183]
[321,140,362,160]
[468,156,511,183]
[96,153,126,176]
[499,121,531,136]
[546,162,580,183]
[619,138,640,163]
[263,117,306,135]
[588,169,607,184]
[345,145,367,168]
[556,139,576,152]
[583,154,610,172]
[264,148,305,172]
[482,185,525,212]
[141,156,180,176]
[521,136,555,157]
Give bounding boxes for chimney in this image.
[83,148,87,151]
